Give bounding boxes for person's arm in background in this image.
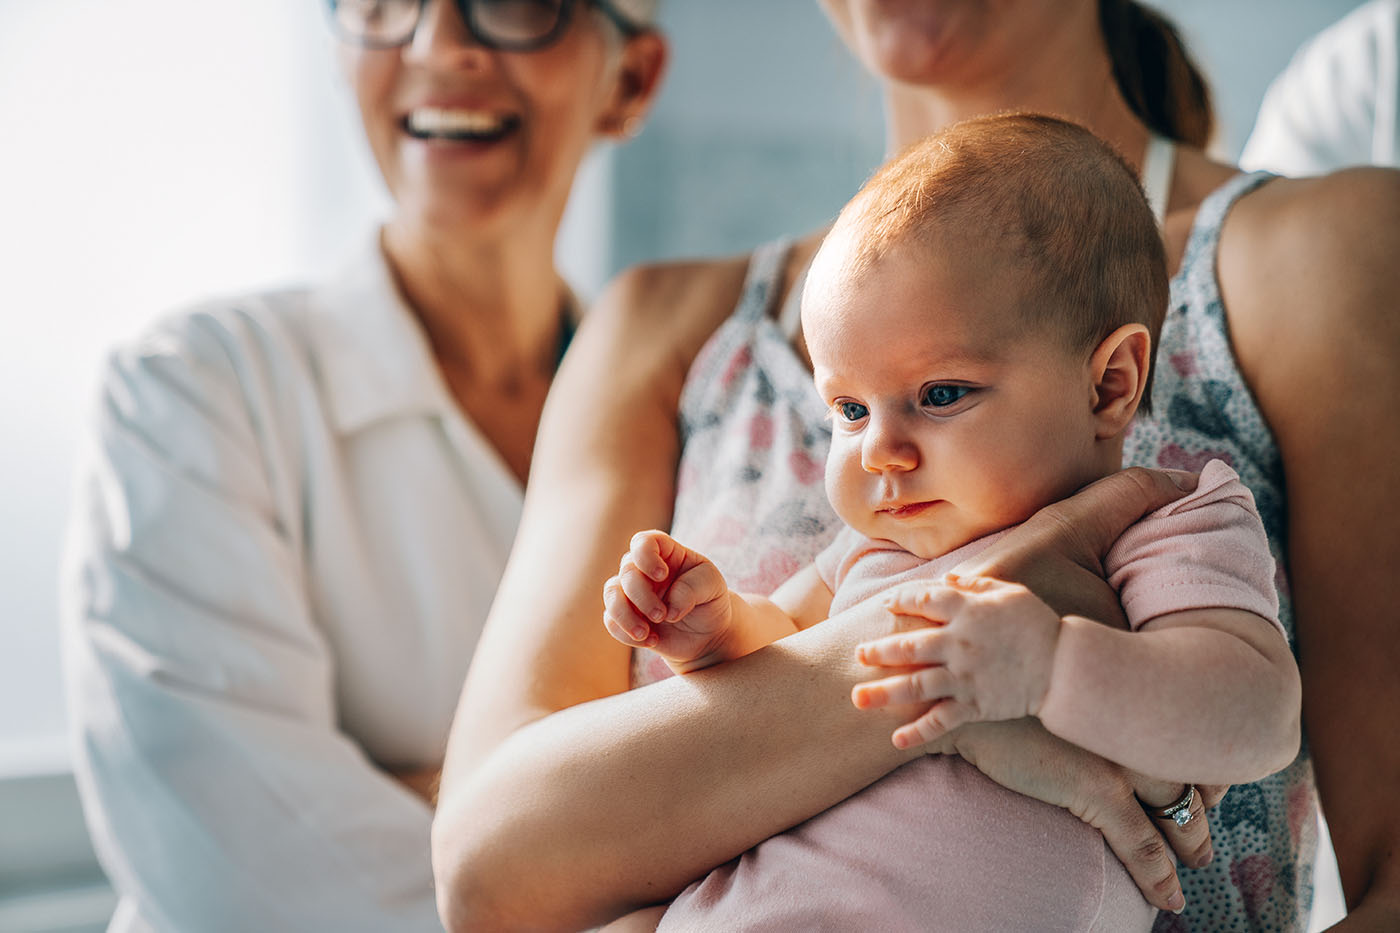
[1239,0,1399,175]
[62,309,442,932]
[430,257,1212,929]
[1223,166,1400,929]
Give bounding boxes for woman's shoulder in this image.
[95,288,317,449]
[1217,166,1400,436]
[1220,166,1400,348]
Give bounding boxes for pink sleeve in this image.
[1104,460,1283,636]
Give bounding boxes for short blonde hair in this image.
[830,113,1168,402]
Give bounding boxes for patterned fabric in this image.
[642,171,1315,932]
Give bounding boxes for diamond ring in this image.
[1150,785,1197,827]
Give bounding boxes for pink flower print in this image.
[701,515,749,549]
[737,549,802,594]
[1229,854,1278,920]
[1287,784,1315,845]
[1157,444,1234,473]
[1169,352,1198,378]
[749,412,774,450]
[721,346,753,390]
[788,449,824,485]
[675,459,698,498]
[632,648,675,687]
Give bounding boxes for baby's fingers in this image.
[618,560,668,624]
[851,666,956,710]
[882,582,965,623]
[628,530,674,582]
[664,561,728,622]
[891,702,977,749]
[603,576,655,646]
[856,630,944,668]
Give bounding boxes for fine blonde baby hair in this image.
[830,113,1169,404]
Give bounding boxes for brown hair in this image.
[1099,0,1214,147]
[829,113,1169,408]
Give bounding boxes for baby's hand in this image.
[851,575,1063,749]
[603,530,734,668]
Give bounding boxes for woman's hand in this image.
[946,718,1220,913]
[922,467,1206,910]
[953,466,1198,626]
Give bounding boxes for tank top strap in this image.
[1172,170,1276,307]
[733,237,795,324]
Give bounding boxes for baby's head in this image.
[802,113,1168,559]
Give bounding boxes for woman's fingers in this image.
[1137,780,1215,869]
[1089,789,1187,914]
[1196,783,1230,810]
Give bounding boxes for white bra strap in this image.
[1142,132,1176,226]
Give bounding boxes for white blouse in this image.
[1241,0,1400,173]
[61,237,523,932]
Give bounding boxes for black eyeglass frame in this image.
[325,0,645,52]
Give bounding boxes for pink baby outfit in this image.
[656,460,1280,932]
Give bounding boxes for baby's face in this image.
[805,238,1106,560]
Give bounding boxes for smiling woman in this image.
[57,1,665,930]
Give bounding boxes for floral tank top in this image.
[637,171,1315,932]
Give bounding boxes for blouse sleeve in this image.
[61,307,442,932]
[1103,460,1284,636]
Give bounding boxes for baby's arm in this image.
[855,577,1299,786]
[604,531,833,674]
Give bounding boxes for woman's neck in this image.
[882,18,1151,177]
[381,220,567,392]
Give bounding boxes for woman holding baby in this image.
[434,1,1400,931]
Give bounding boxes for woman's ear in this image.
[1088,323,1152,438]
[596,31,668,139]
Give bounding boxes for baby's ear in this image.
[1088,324,1151,438]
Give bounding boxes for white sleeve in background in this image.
[61,301,454,932]
[1240,0,1400,174]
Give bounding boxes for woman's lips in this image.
[880,500,937,519]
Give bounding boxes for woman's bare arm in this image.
[1222,167,1400,928]
[432,259,922,930]
[431,260,1214,929]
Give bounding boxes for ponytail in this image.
[1098,0,1214,148]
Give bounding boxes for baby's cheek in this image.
[824,447,868,531]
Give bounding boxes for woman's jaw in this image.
[819,0,1143,156]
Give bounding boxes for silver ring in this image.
[1150,785,1197,827]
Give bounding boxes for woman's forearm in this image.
[1038,609,1301,785]
[434,602,920,931]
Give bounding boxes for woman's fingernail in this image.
[1168,470,1196,490]
[1167,891,1186,913]
[1198,847,1214,867]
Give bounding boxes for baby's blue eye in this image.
[922,384,970,408]
[838,401,869,422]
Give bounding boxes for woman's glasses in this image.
[326,0,644,52]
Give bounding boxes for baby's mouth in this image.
[880,501,936,519]
[403,107,521,142]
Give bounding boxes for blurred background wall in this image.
[0,1,1367,929]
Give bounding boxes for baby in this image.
[604,114,1300,930]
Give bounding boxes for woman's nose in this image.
[406,0,489,63]
[860,417,918,473]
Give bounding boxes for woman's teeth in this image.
[404,108,518,141]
